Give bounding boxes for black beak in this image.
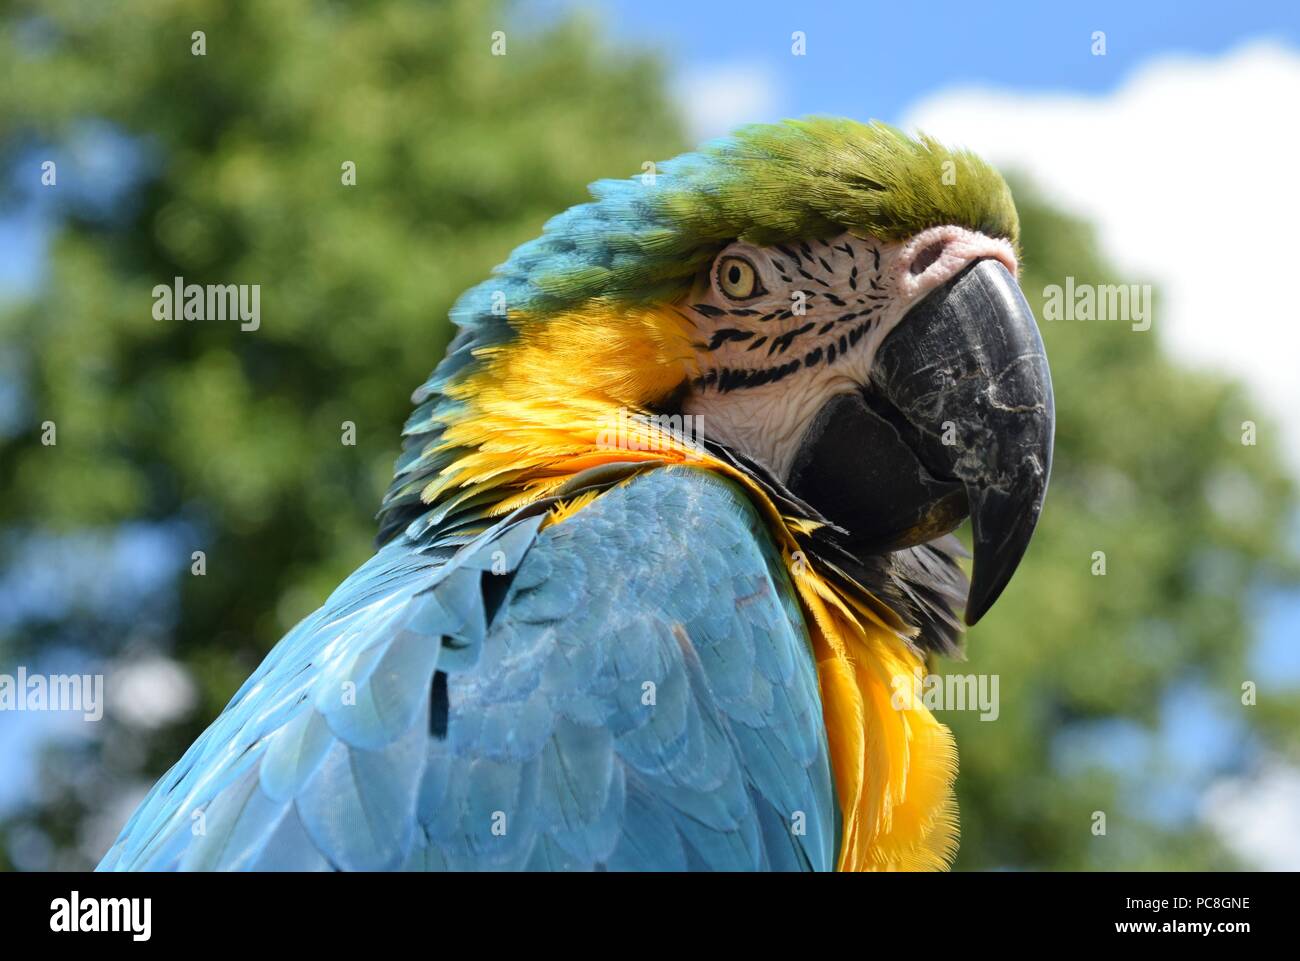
[786,259,1054,625]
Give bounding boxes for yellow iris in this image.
[717,256,759,299]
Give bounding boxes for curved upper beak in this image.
[787,259,1055,625]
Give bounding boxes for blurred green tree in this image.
[945,182,1299,869]
[0,0,1295,871]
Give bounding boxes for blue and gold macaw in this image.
[99,118,1053,872]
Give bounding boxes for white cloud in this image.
[904,41,1300,471]
[108,656,197,729]
[674,62,781,141]
[1202,762,1300,870]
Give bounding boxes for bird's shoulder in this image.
[99,465,837,871]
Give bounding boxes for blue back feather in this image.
[99,468,838,871]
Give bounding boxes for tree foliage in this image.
[946,182,1298,869]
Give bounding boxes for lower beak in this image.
[787,259,1055,625]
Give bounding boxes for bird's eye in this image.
[716,256,763,300]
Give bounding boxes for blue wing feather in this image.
[98,467,837,871]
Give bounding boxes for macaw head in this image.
[383,117,1053,627]
[673,127,1054,625]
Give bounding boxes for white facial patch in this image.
[681,227,1018,479]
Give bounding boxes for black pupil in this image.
[728,265,742,285]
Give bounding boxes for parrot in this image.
[98,117,1054,872]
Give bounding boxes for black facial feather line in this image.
[692,236,890,392]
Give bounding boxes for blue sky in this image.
[580,0,1300,125]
